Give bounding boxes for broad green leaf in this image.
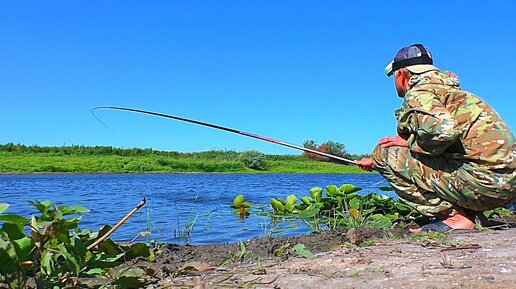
[309,187,323,195]
[339,184,354,193]
[349,198,361,209]
[309,187,323,201]
[292,243,315,259]
[2,223,25,240]
[368,214,393,229]
[52,210,64,221]
[28,200,52,213]
[284,203,295,213]
[379,186,395,191]
[0,203,9,215]
[301,196,313,206]
[296,205,320,219]
[232,195,244,208]
[56,231,72,244]
[483,209,494,218]
[395,204,412,214]
[84,267,106,277]
[493,208,511,216]
[385,213,399,221]
[87,252,125,269]
[340,184,362,194]
[32,218,52,229]
[345,193,358,202]
[483,207,511,218]
[0,214,28,227]
[325,185,339,197]
[274,198,286,205]
[286,194,298,205]
[59,205,90,215]
[98,238,123,255]
[123,243,153,261]
[13,237,32,262]
[62,217,82,229]
[270,199,284,212]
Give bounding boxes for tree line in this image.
[0,142,369,160]
[0,143,174,157]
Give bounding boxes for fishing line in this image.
[91,106,356,165]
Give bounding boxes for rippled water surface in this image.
[0,173,391,245]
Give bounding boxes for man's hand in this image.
[356,135,408,171]
[355,158,373,171]
[378,135,408,148]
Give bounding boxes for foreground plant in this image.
[0,201,154,289]
[269,184,419,230]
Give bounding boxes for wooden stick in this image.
[87,196,146,250]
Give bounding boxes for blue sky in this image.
[1,1,515,155]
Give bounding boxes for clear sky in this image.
[1,1,515,155]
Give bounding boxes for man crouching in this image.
[356,44,515,232]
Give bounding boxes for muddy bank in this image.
[108,212,511,289]
[152,228,515,289]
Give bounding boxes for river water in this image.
[0,173,392,245]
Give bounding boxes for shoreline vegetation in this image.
[0,143,370,174]
[1,143,514,288]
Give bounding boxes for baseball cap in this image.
[385,44,438,77]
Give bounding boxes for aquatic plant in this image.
[231,194,251,218]
[268,184,419,230]
[173,208,199,241]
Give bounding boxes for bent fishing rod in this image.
[91,106,356,165]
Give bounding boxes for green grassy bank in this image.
[0,144,368,174]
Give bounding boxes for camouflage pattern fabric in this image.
[372,70,516,217]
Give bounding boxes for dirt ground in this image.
[133,216,516,289]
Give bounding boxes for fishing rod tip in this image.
[91,107,115,132]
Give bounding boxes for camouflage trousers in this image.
[372,145,516,217]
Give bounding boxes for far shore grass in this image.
[0,144,370,174]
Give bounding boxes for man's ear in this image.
[399,69,409,86]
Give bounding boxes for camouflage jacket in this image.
[396,70,515,170]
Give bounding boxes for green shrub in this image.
[240,150,267,170]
